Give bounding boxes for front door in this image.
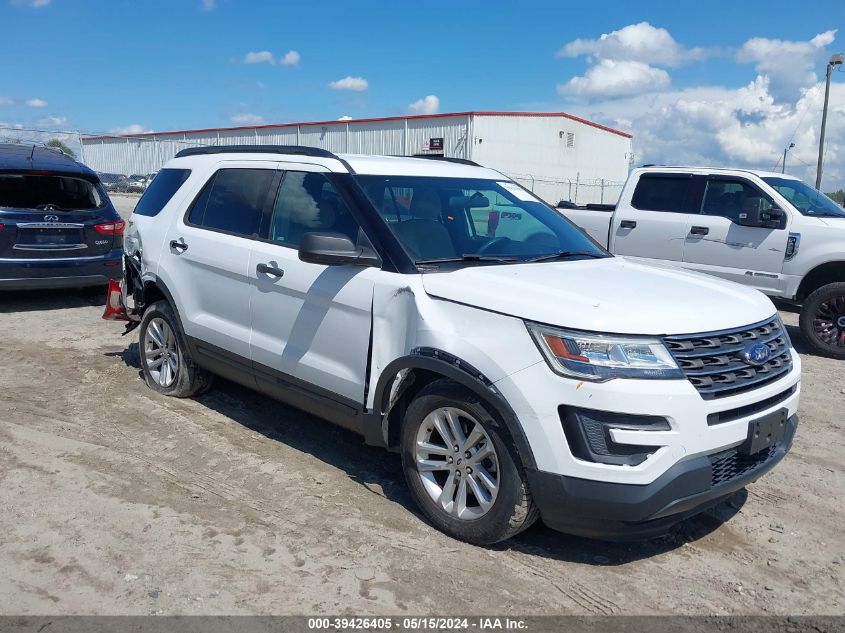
[248,165,377,412]
[681,176,788,293]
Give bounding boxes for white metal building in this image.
[80,111,634,205]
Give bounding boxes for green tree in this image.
[46,138,76,158]
[825,189,845,205]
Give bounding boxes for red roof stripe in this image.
[84,111,633,142]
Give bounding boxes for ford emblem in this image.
[743,342,771,366]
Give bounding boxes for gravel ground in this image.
[0,195,842,615]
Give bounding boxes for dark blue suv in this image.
[0,143,124,290]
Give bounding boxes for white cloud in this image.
[26,98,48,107]
[201,0,215,10]
[557,22,706,67]
[0,96,14,106]
[408,95,440,115]
[37,115,67,127]
[280,50,300,66]
[110,124,151,135]
[736,29,837,100]
[338,115,353,121]
[231,113,265,124]
[570,77,845,189]
[328,76,368,91]
[244,50,274,64]
[559,59,670,98]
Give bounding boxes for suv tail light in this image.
[94,220,126,235]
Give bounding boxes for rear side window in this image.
[134,168,191,217]
[187,168,276,237]
[631,175,691,212]
[0,173,102,210]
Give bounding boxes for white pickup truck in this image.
[559,167,845,359]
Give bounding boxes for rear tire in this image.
[400,379,538,545]
[799,282,845,359]
[139,300,214,397]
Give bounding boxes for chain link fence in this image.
[507,173,625,207]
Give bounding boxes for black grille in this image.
[664,317,792,400]
[710,445,777,486]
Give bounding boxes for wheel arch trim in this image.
[365,348,537,470]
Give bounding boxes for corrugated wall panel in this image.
[257,127,298,145]
[405,116,469,158]
[297,124,349,153]
[348,121,405,155]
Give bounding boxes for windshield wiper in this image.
[523,250,608,263]
[806,212,845,218]
[416,254,521,265]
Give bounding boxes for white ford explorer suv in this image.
[106,146,801,544]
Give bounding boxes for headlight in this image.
[527,323,684,381]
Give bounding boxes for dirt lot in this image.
[0,195,842,615]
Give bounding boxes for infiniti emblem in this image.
[742,342,771,366]
[44,214,59,222]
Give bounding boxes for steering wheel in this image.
[478,237,512,255]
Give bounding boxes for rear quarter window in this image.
[631,175,692,212]
[133,168,192,217]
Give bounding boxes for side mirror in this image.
[298,232,381,267]
[738,199,785,229]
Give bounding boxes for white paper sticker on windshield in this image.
[497,181,538,202]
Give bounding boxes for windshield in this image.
[763,177,845,218]
[356,175,608,265]
[0,173,103,210]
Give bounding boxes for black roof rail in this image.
[409,154,481,167]
[175,144,337,159]
[174,144,357,173]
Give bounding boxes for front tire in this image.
[799,282,845,359]
[139,300,214,397]
[400,379,538,545]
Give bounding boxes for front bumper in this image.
[0,249,123,290]
[528,413,798,540]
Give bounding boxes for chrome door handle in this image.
[169,238,188,252]
[256,263,284,277]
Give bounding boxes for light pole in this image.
[815,53,843,190]
[782,142,795,174]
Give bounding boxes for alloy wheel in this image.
[813,295,845,348]
[414,406,500,520]
[144,317,179,388]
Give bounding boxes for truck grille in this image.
[710,445,777,487]
[664,317,792,400]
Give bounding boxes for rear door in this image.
[162,162,279,361]
[610,173,698,264]
[0,172,120,262]
[681,175,789,293]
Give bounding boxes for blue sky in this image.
[2,0,845,187]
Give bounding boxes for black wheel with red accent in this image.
[799,282,845,359]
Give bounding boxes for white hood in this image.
[422,257,776,336]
